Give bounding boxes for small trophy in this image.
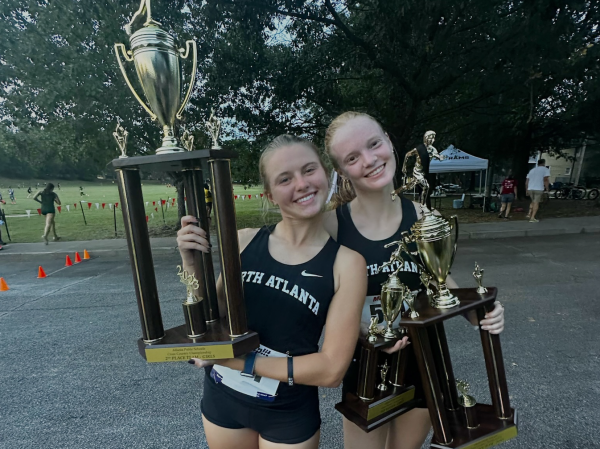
[457,379,479,429]
[181,129,194,152]
[335,243,418,431]
[205,108,222,150]
[177,265,206,338]
[113,123,129,159]
[473,262,488,294]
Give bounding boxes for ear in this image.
[266,192,276,206]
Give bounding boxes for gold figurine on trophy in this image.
[181,129,194,152]
[205,108,222,149]
[457,379,479,429]
[377,360,390,391]
[177,265,206,338]
[392,131,445,205]
[473,262,488,294]
[113,123,129,159]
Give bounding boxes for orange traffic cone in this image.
[0,277,9,291]
[83,249,91,260]
[37,266,47,278]
[65,255,73,267]
[75,252,82,263]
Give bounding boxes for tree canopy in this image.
[1,0,598,186]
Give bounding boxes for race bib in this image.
[211,344,286,401]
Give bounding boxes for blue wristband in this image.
[241,352,257,378]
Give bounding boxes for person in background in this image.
[8,187,16,204]
[57,183,61,190]
[33,183,61,245]
[498,173,517,219]
[526,159,550,223]
[204,180,213,219]
[27,186,33,198]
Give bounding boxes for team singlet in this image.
[335,196,423,328]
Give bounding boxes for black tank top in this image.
[242,225,340,357]
[336,196,422,326]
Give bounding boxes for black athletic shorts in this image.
[342,344,427,409]
[201,368,321,444]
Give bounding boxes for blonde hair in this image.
[324,111,385,208]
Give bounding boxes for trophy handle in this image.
[176,40,198,120]
[399,231,425,270]
[449,215,459,269]
[114,43,158,121]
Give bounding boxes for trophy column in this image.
[477,305,512,420]
[182,168,219,321]
[210,158,248,337]
[116,168,165,343]
[427,323,460,411]
[409,327,453,445]
[356,346,378,400]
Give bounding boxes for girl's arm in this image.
[198,247,367,388]
[54,194,61,206]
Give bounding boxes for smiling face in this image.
[263,143,329,219]
[328,116,396,194]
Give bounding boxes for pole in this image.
[80,201,87,225]
[159,198,165,224]
[113,203,118,237]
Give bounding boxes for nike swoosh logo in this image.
[301,270,323,278]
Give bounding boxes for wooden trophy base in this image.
[335,386,420,432]
[430,405,518,449]
[138,320,259,363]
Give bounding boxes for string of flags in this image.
[23,194,264,219]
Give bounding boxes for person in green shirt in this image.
[33,183,61,244]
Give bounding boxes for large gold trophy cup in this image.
[114,0,197,154]
[400,212,459,309]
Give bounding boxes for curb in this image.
[0,226,598,259]
[460,226,600,240]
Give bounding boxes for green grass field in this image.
[1,176,598,243]
[0,177,277,243]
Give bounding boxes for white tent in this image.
[430,145,488,173]
[430,145,490,208]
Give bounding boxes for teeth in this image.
[297,193,315,203]
[367,165,384,177]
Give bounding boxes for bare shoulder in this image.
[334,245,365,275]
[238,228,261,252]
[322,208,339,240]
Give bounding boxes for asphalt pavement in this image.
[0,234,599,448]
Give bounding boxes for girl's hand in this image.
[188,358,217,369]
[382,336,411,354]
[480,301,504,334]
[176,215,210,266]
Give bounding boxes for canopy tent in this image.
[429,145,489,173]
[429,145,490,209]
